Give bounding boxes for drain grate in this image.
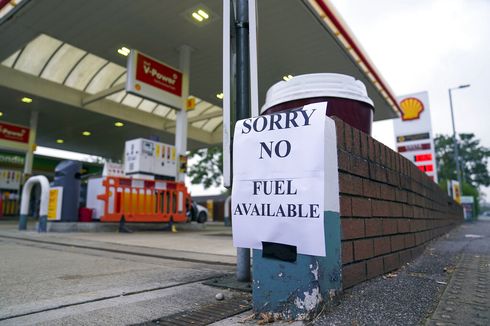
[134,294,252,326]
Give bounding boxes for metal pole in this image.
[235,0,251,282]
[448,88,462,189]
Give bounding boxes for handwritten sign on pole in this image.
[232,102,339,257]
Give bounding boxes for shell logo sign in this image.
[126,49,183,109]
[399,97,424,121]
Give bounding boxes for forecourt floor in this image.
[0,221,246,325]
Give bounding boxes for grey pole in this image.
[235,0,251,282]
[448,84,470,191]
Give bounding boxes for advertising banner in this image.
[451,180,462,204]
[47,187,63,220]
[232,103,339,257]
[126,50,183,109]
[393,91,438,182]
[0,122,30,143]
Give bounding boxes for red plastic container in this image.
[261,73,374,135]
[79,207,93,222]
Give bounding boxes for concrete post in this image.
[23,111,38,176]
[175,45,192,182]
[252,213,342,320]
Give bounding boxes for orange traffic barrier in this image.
[97,176,191,223]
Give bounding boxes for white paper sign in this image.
[232,102,338,257]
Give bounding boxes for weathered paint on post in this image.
[252,210,342,320]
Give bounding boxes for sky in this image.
[328,0,490,200]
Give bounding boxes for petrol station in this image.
[0,0,468,324]
[0,0,400,225]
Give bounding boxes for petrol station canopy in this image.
[0,0,400,160]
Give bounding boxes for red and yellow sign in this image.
[186,97,196,111]
[452,181,462,204]
[126,50,183,109]
[0,122,30,143]
[399,97,424,121]
[135,52,182,97]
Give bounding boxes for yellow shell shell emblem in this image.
[399,97,424,121]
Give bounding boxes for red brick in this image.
[383,253,400,273]
[395,189,408,203]
[415,232,425,245]
[351,197,371,217]
[382,219,398,235]
[372,200,391,217]
[380,184,396,201]
[352,128,361,156]
[385,148,392,169]
[367,257,384,279]
[332,117,345,150]
[399,249,412,264]
[390,202,403,217]
[363,179,380,198]
[373,141,381,164]
[375,165,388,183]
[374,237,391,256]
[339,173,363,196]
[354,239,374,260]
[391,234,405,251]
[345,124,353,153]
[368,137,376,161]
[402,204,413,218]
[394,154,400,172]
[405,234,415,248]
[386,170,400,186]
[351,156,369,178]
[341,218,365,240]
[343,262,366,289]
[340,196,352,217]
[342,241,354,264]
[360,133,369,158]
[380,145,388,167]
[365,218,383,237]
[337,150,350,171]
[390,150,397,170]
[397,219,410,233]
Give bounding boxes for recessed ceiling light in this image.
[82,131,91,136]
[117,46,130,56]
[282,75,293,82]
[114,122,124,127]
[21,97,33,103]
[192,9,209,22]
[192,12,203,22]
[216,92,224,100]
[197,9,209,19]
[56,139,64,144]
[0,112,3,117]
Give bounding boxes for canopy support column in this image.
[24,111,38,176]
[175,45,192,182]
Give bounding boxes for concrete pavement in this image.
[0,220,243,325]
[0,218,488,325]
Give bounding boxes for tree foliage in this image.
[435,133,490,189]
[187,145,223,189]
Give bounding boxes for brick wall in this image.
[332,117,464,289]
